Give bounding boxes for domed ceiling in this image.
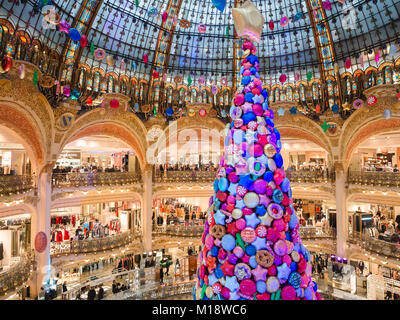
[1,0,400,86]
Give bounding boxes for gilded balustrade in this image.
[52,172,142,188]
[153,170,216,183]
[348,171,400,189]
[0,175,34,197]
[0,251,36,297]
[348,233,400,260]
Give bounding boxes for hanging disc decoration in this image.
[166,107,174,116]
[34,232,47,253]
[280,16,289,27]
[1,56,12,72]
[174,75,183,84]
[198,24,206,33]
[80,35,88,48]
[110,99,119,109]
[199,108,207,117]
[353,99,364,109]
[39,75,55,88]
[383,109,391,120]
[367,95,377,106]
[94,48,106,60]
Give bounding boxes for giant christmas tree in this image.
[193,1,321,301]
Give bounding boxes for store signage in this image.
[58,152,81,159]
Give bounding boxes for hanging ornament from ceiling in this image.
[135,0,139,8]
[110,99,119,109]
[269,20,274,31]
[106,55,114,66]
[212,86,218,95]
[225,26,230,37]
[375,49,380,63]
[307,71,313,82]
[143,54,148,64]
[187,75,192,86]
[279,74,286,84]
[174,75,182,84]
[315,104,321,114]
[58,20,70,33]
[147,6,158,17]
[345,58,351,69]
[132,62,137,71]
[33,70,38,86]
[353,99,364,109]
[71,89,80,100]
[120,59,125,71]
[86,96,93,106]
[94,48,105,60]
[162,11,168,23]
[221,77,228,86]
[383,109,391,120]
[332,104,339,113]
[90,42,95,56]
[198,24,206,33]
[19,64,25,79]
[198,77,206,85]
[322,0,332,10]
[80,35,88,48]
[367,95,377,106]
[221,109,227,118]
[212,0,226,12]
[280,16,289,27]
[68,28,81,41]
[293,12,303,22]
[294,72,300,81]
[199,108,207,117]
[63,85,71,97]
[1,56,12,73]
[153,70,159,79]
[166,107,174,116]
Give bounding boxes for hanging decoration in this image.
[375,49,380,63]
[269,20,274,31]
[360,55,364,68]
[187,75,192,86]
[55,80,60,95]
[322,0,332,10]
[147,6,158,17]
[94,48,106,60]
[345,58,351,69]
[221,109,227,118]
[383,109,391,120]
[294,72,300,81]
[212,86,218,95]
[307,71,313,82]
[232,1,265,43]
[63,85,71,97]
[315,104,321,114]
[110,99,119,109]
[106,55,114,66]
[33,70,38,86]
[71,89,80,100]
[58,20,71,33]
[134,103,140,112]
[280,16,289,27]
[279,74,286,84]
[199,108,207,117]
[120,59,125,71]
[277,107,285,116]
[396,91,400,101]
[34,232,47,253]
[212,0,226,12]
[367,95,377,106]
[321,121,329,132]
[353,99,364,109]
[198,24,206,33]
[19,64,25,79]
[80,35,88,48]
[86,96,93,106]
[90,42,95,56]
[188,108,195,117]
[198,77,206,85]
[68,28,81,41]
[162,11,168,23]
[293,12,303,22]
[221,77,228,86]
[132,62,137,71]
[174,75,182,84]
[166,107,174,116]
[1,56,12,72]
[226,26,230,37]
[290,106,297,114]
[135,0,139,8]
[143,54,148,64]
[152,70,159,79]
[389,44,397,57]
[331,104,339,113]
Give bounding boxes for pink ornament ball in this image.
[110,99,119,109]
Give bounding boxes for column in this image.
[29,168,52,298]
[142,167,153,252]
[335,166,348,258]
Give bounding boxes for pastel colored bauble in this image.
[272,189,283,203]
[234,263,252,280]
[206,286,214,298]
[264,144,276,157]
[288,272,302,289]
[198,24,206,33]
[267,203,283,219]
[281,178,290,193]
[274,240,288,256]
[221,234,236,251]
[249,255,258,268]
[228,171,239,183]
[243,192,259,208]
[233,130,245,144]
[231,107,243,119]
[232,209,243,219]
[253,179,267,194]
[249,161,266,177]
[252,104,264,116]
[273,219,286,232]
[218,177,229,192]
[240,279,256,296]
[266,276,280,293]
[268,159,277,172]
[256,280,267,293]
[236,218,246,230]
[249,143,263,158]
[241,227,256,243]
[281,285,296,300]
[233,246,244,258]
[234,118,244,128]
[304,287,313,300]
[236,185,247,197]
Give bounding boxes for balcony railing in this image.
[298,226,335,240]
[0,251,36,297]
[52,172,141,188]
[285,170,334,184]
[348,233,400,260]
[153,225,204,237]
[0,175,34,197]
[50,232,140,256]
[153,171,216,183]
[348,171,400,188]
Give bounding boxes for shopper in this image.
[160,267,164,284]
[97,284,104,300]
[112,280,118,294]
[87,286,96,300]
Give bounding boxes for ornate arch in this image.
[58,109,148,169]
[340,93,400,168]
[274,114,334,162]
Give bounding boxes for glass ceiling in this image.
[1,0,400,85]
